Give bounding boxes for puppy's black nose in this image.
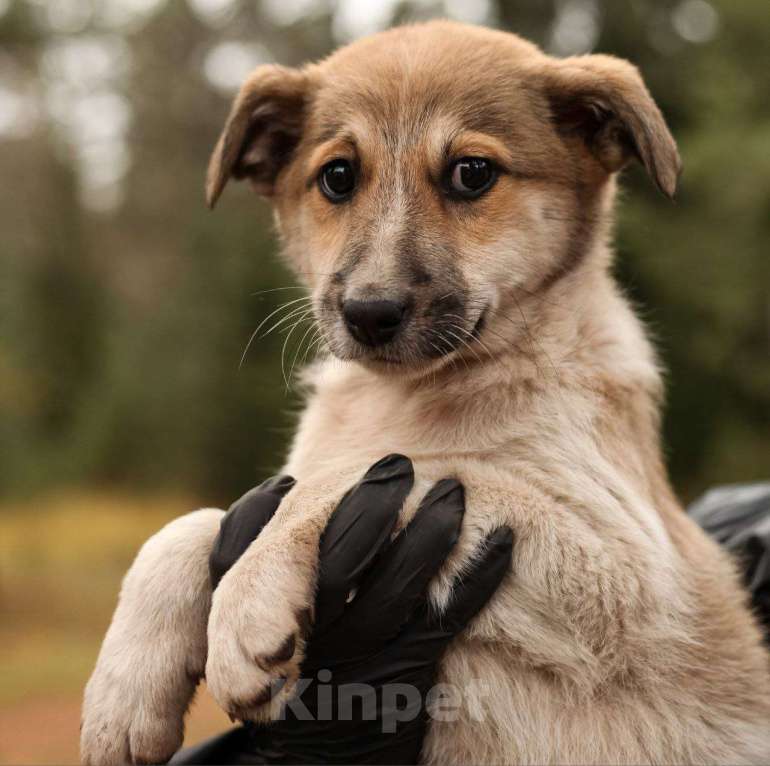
[342,299,408,347]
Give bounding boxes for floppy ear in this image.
[541,54,681,198]
[206,64,310,208]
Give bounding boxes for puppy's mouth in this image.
[470,308,488,340]
[325,303,490,370]
[426,305,488,361]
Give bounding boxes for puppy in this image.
[81,21,770,765]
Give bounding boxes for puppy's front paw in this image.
[80,655,187,766]
[206,556,313,722]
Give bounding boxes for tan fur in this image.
[82,21,770,765]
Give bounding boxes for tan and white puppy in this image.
[81,21,770,765]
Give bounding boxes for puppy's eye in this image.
[448,157,496,199]
[319,159,355,202]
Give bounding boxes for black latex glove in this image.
[209,473,297,590]
[179,455,513,765]
[688,483,770,639]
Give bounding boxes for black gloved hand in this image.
[209,473,297,590]
[179,455,513,765]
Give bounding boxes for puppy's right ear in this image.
[541,54,681,199]
[206,64,310,208]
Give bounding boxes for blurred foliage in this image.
[0,0,769,506]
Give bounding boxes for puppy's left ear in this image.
[206,64,311,208]
[542,54,681,199]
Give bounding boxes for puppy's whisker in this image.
[294,270,338,278]
[426,327,450,355]
[301,330,325,367]
[445,312,512,359]
[427,329,458,377]
[430,324,488,375]
[250,286,308,297]
[540,212,602,225]
[289,320,320,383]
[257,296,313,328]
[239,298,310,370]
[444,314,498,361]
[242,296,311,341]
[447,321,506,376]
[280,313,314,391]
[295,326,320,371]
[277,308,314,335]
[239,297,313,370]
[442,329,476,371]
[446,323,484,364]
[425,341,442,386]
[260,303,313,340]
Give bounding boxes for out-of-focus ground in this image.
[0,493,231,764]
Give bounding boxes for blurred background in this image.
[1,0,768,761]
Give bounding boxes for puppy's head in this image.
[207,21,680,373]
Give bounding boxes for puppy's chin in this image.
[324,312,489,377]
[327,340,436,371]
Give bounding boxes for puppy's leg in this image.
[205,479,346,721]
[81,508,223,766]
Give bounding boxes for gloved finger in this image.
[209,474,296,589]
[372,527,513,668]
[339,479,465,650]
[314,454,414,633]
[434,525,513,636]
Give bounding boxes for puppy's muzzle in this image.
[342,298,409,347]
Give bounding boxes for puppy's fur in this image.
[81,22,770,765]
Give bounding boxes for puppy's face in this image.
[208,22,679,373]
